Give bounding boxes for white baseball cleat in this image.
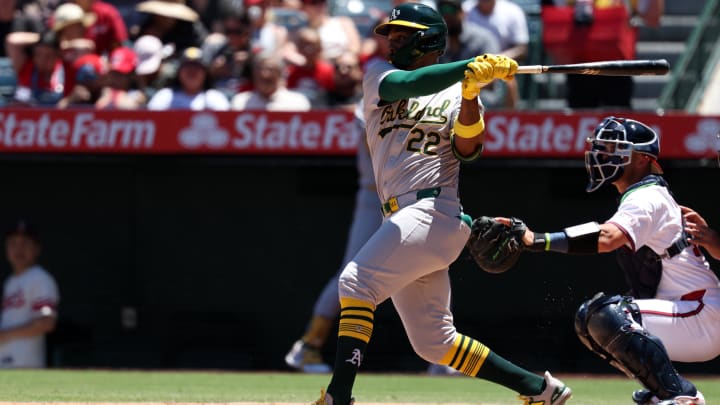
[633,389,705,405]
[426,363,461,376]
[657,390,705,405]
[285,339,332,373]
[517,371,572,405]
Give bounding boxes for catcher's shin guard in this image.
[575,293,696,400]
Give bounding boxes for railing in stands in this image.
[658,0,720,112]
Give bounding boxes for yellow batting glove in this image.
[475,54,519,81]
[466,60,494,85]
[461,70,480,100]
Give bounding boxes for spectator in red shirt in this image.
[11,30,66,106]
[286,26,334,108]
[70,0,129,56]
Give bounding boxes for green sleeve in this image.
[379,58,474,102]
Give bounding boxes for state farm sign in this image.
[175,112,358,153]
[0,109,717,158]
[0,112,155,150]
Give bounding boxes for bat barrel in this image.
[516,59,670,76]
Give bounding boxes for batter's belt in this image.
[380,187,457,217]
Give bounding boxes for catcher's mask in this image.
[584,116,661,193]
[374,2,447,69]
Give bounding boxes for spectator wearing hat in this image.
[0,220,59,369]
[10,30,66,106]
[57,53,107,108]
[231,51,310,111]
[95,46,143,109]
[147,46,230,110]
[50,3,97,46]
[133,34,174,104]
[68,0,129,56]
[133,0,208,56]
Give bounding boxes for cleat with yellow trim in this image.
[312,389,354,405]
[518,371,572,405]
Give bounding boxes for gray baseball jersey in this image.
[362,60,474,203]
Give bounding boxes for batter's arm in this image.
[379,58,473,102]
[453,98,484,158]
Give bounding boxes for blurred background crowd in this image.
[0,0,386,111]
[1,0,716,113]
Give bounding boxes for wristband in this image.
[529,232,568,252]
[453,117,485,139]
[528,223,599,254]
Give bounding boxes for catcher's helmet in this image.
[584,116,661,192]
[374,2,447,69]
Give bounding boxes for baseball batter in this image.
[313,3,572,405]
[0,220,59,368]
[506,117,719,405]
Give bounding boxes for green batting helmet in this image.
[374,2,447,69]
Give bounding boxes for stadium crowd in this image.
[0,0,373,111]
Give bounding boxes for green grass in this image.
[0,370,717,405]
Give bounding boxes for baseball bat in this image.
[516,59,670,76]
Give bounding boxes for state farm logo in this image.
[684,118,720,155]
[177,112,359,151]
[178,114,229,148]
[0,112,155,150]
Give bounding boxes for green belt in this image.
[381,187,442,216]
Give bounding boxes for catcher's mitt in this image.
[466,216,527,274]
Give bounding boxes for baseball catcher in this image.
[466,216,526,274]
[496,117,717,405]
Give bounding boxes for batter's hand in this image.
[474,54,518,81]
[461,69,483,100]
[465,60,494,87]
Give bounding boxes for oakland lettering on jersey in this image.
[378,98,452,138]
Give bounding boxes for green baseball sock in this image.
[475,351,544,395]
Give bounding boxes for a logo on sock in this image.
[345,348,362,366]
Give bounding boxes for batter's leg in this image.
[392,269,558,398]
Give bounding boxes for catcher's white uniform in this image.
[607,183,720,362]
[0,265,59,368]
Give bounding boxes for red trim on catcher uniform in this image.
[640,290,706,318]
[607,221,635,251]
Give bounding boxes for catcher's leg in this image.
[574,293,697,400]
